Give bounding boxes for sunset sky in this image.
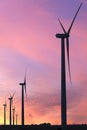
[0,0,87,125]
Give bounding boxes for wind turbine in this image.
[16,114,18,125]
[56,3,82,129]
[8,92,15,125]
[19,71,27,125]
[12,107,15,125]
[3,100,7,125]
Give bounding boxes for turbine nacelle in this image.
[3,104,7,107]
[19,83,25,86]
[8,97,12,100]
[56,33,69,38]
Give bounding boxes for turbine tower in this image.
[56,3,82,129]
[19,72,27,125]
[16,114,18,125]
[12,107,15,125]
[3,100,7,125]
[8,92,15,125]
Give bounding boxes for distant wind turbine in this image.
[8,92,15,125]
[56,3,83,129]
[19,71,28,125]
[3,100,7,125]
[12,107,15,125]
[16,114,18,125]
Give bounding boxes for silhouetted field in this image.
[0,124,87,130]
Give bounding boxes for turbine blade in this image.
[24,71,26,93]
[58,18,66,33]
[66,38,72,83]
[9,92,11,98]
[12,91,16,98]
[68,2,83,34]
[12,99,13,107]
[24,68,29,104]
[26,91,28,105]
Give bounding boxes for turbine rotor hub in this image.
[56,33,69,38]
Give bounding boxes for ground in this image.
[0,124,87,130]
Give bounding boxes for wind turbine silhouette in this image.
[56,3,82,129]
[19,71,27,125]
[3,100,7,125]
[12,107,15,125]
[16,114,18,125]
[8,92,15,125]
